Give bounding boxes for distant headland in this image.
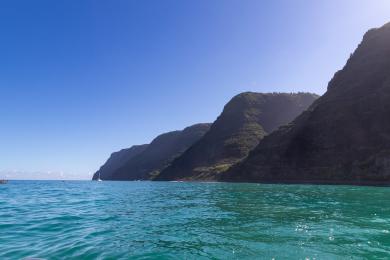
[94,22,390,186]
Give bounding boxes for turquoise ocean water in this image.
[0,181,390,259]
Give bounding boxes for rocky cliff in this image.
[92,144,148,180]
[98,123,211,180]
[221,23,390,185]
[155,92,318,181]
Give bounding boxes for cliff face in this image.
[155,92,318,181]
[92,144,148,180]
[222,23,390,185]
[104,123,211,180]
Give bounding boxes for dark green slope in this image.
[155,92,318,181]
[107,123,211,180]
[92,144,149,180]
[222,22,390,185]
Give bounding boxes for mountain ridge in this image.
[92,144,148,180]
[221,22,390,185]
[95,123,211,180]
[155,92,319,181]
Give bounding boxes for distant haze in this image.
[0,170,89,181]
[1,0,390,180]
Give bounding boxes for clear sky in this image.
[1,0,389,180]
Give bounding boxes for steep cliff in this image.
[222,23,390,185]
[155,92,318,181]
[92,144,148,180]
[105,123,211,180]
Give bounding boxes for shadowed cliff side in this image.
[101,123,211,180]
[155,92,318,181]
[92,144,148,180]
[221,22,390,185]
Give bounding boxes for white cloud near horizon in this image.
[0,169,92,180]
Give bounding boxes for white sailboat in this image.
[97,172,102,182]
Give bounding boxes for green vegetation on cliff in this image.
[95,123,211,180]
[92,144,148,180]
[155,92,318,181]
[222,22,390,185]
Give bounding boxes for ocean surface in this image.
[0,181,390,259]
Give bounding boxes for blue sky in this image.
[1,0,389,180]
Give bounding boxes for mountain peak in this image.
[155,92,318,181]
[93,123,210,180]
[222,22,390,185]
[381,22,390,28]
